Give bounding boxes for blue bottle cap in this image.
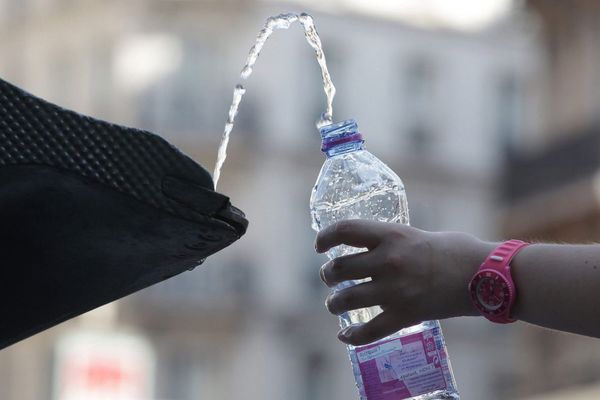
[319,119,363,152]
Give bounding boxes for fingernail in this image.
[338,326,352,339]
[325,294,334,313]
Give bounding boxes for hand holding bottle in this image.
[316,219,493,345]
[317,219,600,343]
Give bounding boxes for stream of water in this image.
[213,12,336,189]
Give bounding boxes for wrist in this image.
[458,238,497,317]
[436,232,496,317]
[507,242,537,320]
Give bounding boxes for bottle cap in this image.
[320,119,363,152]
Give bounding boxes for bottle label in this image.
[355,326,450,399]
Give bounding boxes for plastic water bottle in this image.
[310,119,459,400]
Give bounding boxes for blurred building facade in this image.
[0,0,544,399]
[503,1,600,398]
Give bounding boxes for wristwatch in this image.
[468,240,529,323]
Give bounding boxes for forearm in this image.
[316,220,600,344]
[488,242,600,337]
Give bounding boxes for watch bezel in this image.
[469,269,514,318]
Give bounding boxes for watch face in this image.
[471,271,511,314]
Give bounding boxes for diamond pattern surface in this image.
[0,78,214,221]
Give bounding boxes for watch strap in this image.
[483,240,529,274]
[472,239,529,324]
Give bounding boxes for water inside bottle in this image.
[213,13,336,188]
[309,133,459,398]
[312,181,409,327]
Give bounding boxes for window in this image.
[304,351,331,400]
[301,224,329,299]
[403,57,436,155]
[495,74,522,153]
[136,36,213,140]
[134,255,255,310]
[157,350,214,400]
[234,92,261,143]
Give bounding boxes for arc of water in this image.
[213,12,336,189]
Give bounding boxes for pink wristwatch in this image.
[468,240,529,324]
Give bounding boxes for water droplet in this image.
[240,66,252,79]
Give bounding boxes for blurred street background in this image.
[1,0,600,399]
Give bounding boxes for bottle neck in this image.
[322,135,364,157]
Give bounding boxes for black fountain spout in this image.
[0,78,248,349]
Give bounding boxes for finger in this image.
[315,219,392,253]
[337,312,410,346]
[320,251,383,287]
[326,281,384,315]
